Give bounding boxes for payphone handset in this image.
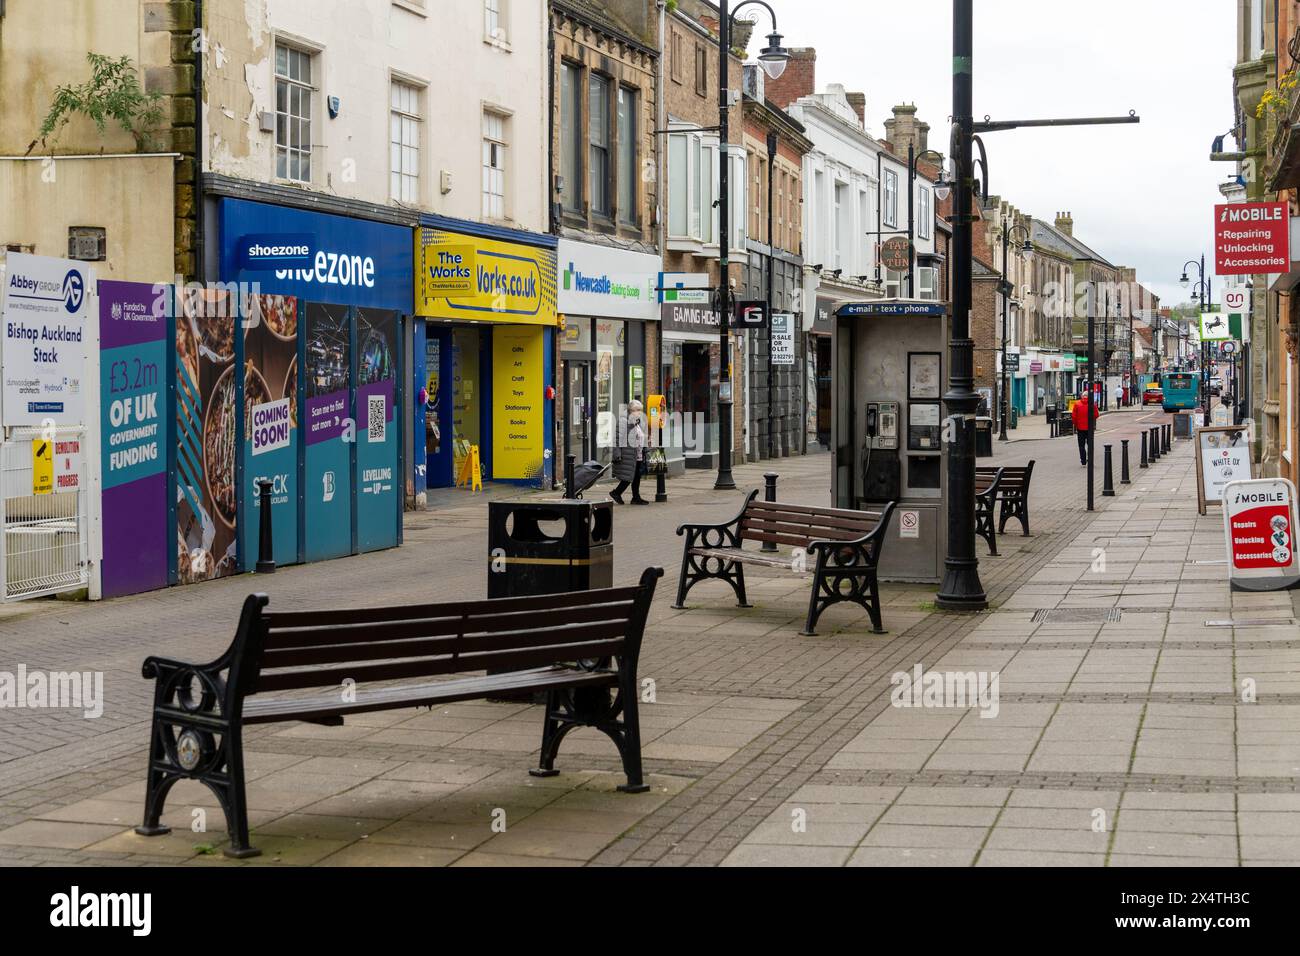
[865,401,900,450]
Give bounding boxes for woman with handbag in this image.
[611,399,649,505]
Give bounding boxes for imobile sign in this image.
[1214,201,1289,276]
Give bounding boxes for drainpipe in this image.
[547,2,559,489]
[193,0,205,283]
[656,1,667,258]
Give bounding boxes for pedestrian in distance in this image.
[1072,391,1092,466]
[611,399,649,505]
[1114,383,1124,409]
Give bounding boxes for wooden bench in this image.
[134,568,663,858]
[976,460,1035,536]
[975,467,1004,556]
[673,490,896,636]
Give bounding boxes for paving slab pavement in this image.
[2,412,1298,867]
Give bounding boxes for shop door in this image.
[815,336,832,447]
[424,326,453,488]
[563,361,593,463]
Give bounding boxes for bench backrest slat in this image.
[739,501,881,548]
[260,611,638,670]
[261,598,638,651]
[263,585,643,630]
[254,634,628,693]
[223,569,664,703]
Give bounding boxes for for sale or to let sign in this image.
[1214,202,1289,276]
[1222,478,1300,591]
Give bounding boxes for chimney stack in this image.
[765,47,816,108]
[884,103,930,158]
[845,92,866,129]
[1055,211,1074,237]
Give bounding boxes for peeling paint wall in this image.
[203,0,548,231]
[0,0,175,282]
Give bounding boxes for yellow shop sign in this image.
[416,228,557,326]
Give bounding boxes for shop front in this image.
[660,301,732,470]
[555,239,658,468]
[415,220,557,490]
[808,296,838,451]
[195,198,409,585]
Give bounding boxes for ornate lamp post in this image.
[713,0,789,490]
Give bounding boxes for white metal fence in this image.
[0,426,90,600]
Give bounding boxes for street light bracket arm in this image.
[730,0,779,30]
[972,113,1141,134]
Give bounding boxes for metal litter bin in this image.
[487,499,613,598]
[975,416,993,458]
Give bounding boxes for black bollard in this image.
[1103,444,1115,497]
[1139,430,1149,468]
[1163,423,1171,454]
[1121,439,1131,484]
[1149,427,1160,461]
[255,478,276,573]
[564,454,576,499]
[761,472,779,552]
[654,421,668,503]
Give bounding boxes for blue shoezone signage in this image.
[236,234,314,270]
[219,199,412,312]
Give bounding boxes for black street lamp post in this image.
[714,0,789,491]
[908,146,950,298]
[1180,255,1211,427]
[938,0,1138,609]
[766,128,778,462]
[998,220,1032,442]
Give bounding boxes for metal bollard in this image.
[255,479,276,573]
[1103,444,1115,497]
[1163,423,1171,454]
[1139,430,1148,468]
[1120,439,1130,484]
[761,472,779,552]
[1149,427,1160,461]
[564,454,576,499]
[654,425,668,503]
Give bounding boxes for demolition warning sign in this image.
[1222,478,1300,591]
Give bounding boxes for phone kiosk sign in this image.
[1222,478,1300,591]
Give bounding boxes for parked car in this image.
[1142,384,1164,406]
[1209,378,1223,397]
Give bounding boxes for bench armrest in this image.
[676,489,759,545]
[805,501,897,560]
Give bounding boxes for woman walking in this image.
[611,399,648,505]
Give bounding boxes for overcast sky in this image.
[745,0,1237,306]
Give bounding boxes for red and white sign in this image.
[899,509,919,539]
[54,437,82,492]
[1214,202,1289,276]
[1223,478,1300,590]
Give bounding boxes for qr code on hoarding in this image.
[367,394,386,443]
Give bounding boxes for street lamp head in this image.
[1179,273,1190,289]
[758,32,789,79]
[934,182,952,202]
[1021,238,1033,255]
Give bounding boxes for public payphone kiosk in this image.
[830,299,949,583]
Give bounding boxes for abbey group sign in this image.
[1214,202,1289,276]
[0,251,92,427]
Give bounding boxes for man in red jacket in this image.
[1071,392,1092,465]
